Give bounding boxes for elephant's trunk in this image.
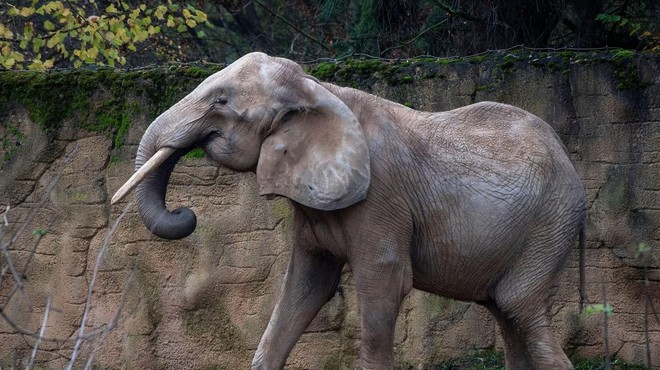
[134,117,197,240]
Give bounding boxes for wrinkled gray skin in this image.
[130,52,586,369]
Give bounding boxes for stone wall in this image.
[1,51,658,369]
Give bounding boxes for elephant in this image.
[112,52,586,369]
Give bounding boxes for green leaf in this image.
[154,5,167,20]
[44,20,55,31]
[584,303,614,317]
[88,46,99,59]
[106,4,118,13]
[194,10,207,23]
[32,229,48,236]
[32,37,45,52]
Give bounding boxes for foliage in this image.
[192,0,659,62]
[596,12,659,52]
[0,0,208,70]
[1,1,657,68]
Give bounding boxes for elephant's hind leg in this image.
[491,221,578,369]
[484,303,533,369]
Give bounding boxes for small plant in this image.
[583,303,613,317]
[184,147,205,159]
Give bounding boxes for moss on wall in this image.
[0,64,222,163]
[0,48,655,168]
[305,48,654,91]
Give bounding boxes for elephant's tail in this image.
[578,222,587,313]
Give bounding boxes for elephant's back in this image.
[408,101,585,300]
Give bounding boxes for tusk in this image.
[111,147,176,205]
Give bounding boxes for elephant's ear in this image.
[256,78,370,211]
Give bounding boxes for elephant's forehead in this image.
[200,54,290,90]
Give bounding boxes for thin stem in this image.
[253,0,330,51]
[26,296,51,370]
[67,202,131,369]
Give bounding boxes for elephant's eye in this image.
[281,107,302,123]
[214,97,228,105]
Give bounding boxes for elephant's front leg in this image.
[352,238,413,369]
[252,246,343,370]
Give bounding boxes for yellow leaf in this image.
[106,4,118,14]
[185,19,196,28]
[87,46,99,59]
[195,10,207,22]
[20,7,33,17]
[7,7,19,17]
[28,60,45,70]
[61,7,71,17]
[154,5,167,20]
[1,45,10,56]
[43,59,54,68]
[182,9,192,18]
[13,52,24,62]
[73,60,82,68]
[139,4,146,11]
[4,57,16,68]
[0,24,14,39]
[166,16,175,27]
[46,34,60,48]
[44,1,63,14]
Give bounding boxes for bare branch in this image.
[84,269,137,369]
[1,145,78,309]
[67,201,132,369]
[9,145,78,246]
[26,296,51,370]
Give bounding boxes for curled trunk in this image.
[134,128,197,239]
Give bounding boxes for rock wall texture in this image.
[1,51,658,369]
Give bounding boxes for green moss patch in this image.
[0,64,220,165]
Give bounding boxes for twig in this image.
[379,19,449,57]
[9,145,78,246]
[67,201,132,370]
[83,269,137,369]
[25,296,51,370]
[1,145,78,309]
[252,0,330,51]
[1,235,30,307]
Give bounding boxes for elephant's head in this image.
[112,52,370,239]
